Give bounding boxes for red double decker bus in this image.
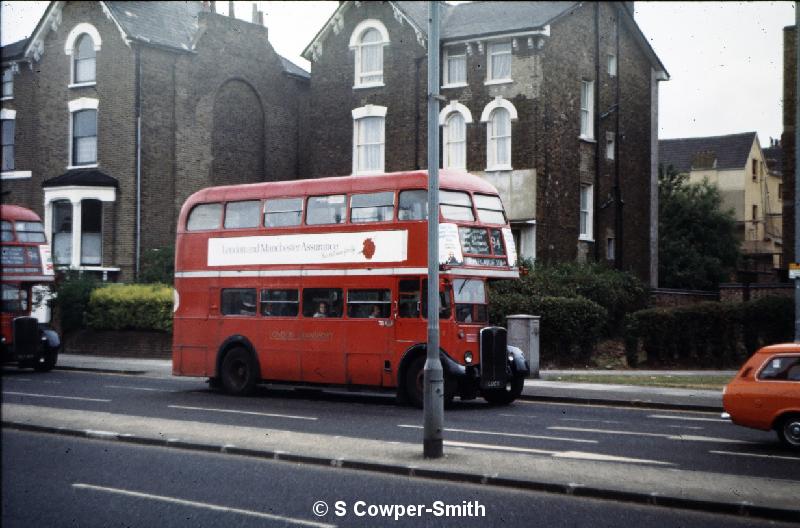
[172,170,529,405]
[1,204,60,371]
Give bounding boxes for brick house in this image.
[659,132,784,278]
[302,1,668,285]
[1,1,309,281]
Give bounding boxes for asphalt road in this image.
[1,368,797,482]
[3,429,794,528]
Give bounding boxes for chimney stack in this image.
[228,1,235,18]
[210,1,216,13]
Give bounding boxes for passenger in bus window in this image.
[369,304,381,318]
[314,302,329,318]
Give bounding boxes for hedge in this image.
[86,283,173,332]
[489,292,607,364]
[624,296,793,368]
[50,271,100,333]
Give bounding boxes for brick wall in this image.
[649,288,718,307]
[719,283,793,303]
[63,329,172,358]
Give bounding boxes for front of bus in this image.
[436,172,528,405]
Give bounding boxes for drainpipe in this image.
[414,56,424,170]
[614,5,623,270]
[135,44,142,280]
[593,3,600,263]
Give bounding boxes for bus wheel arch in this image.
[398,345,457,408]
[215,336,261,396]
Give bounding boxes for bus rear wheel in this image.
[220,347,258,396]
[483,376,524,405]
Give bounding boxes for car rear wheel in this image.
[220,347,258,396]
[776,414,800,449]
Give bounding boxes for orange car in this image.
[722,343,800,449]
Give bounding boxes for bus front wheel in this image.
[220,347,258,396]
[33,346,58,372]
[404,355,455,408]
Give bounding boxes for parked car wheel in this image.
[483,376,524,405]
[776,414,800,449]
[220,347,258,396]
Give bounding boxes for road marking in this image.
[168,405,317,421]
[105,385,176,393]
[648,414,726,423]
[3,378,32,382]
[43,380,62,384]
[444,441,671,465]
[72,483,335,527]
[398,424,597,444]
[560,418,624,425]
[709,450,800,461]
[517,399,720,416]
[548,426,753,444]
[666,425,704,430]
[2,391,110,402]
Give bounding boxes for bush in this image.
[50,271,100,334]
[138,246,175,285]
[86,283,173,332]
[625,296,793,368]
[490,261,647,336]
[489,292,607,364]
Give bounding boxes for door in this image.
[344,287,393,386]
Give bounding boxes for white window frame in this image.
[442,46,467,88]
[480,97,517,171]
[438,101,473,170]
[579,184,594,241]
[65,23,101,88]
[607,53,617,77]
[68,98,99,169]
[605,131,615,160]
[349,19,390,89]
[580,80,594,141]
[486,40,512,85]
[352,105,387,175]
[0,108,30,180]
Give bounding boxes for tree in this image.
[658,164,740,290]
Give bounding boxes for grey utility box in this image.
[506,315,540,378]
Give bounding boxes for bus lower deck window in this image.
[261,289,299,317]
[221,288,257,316]
[347,289,391,318]
[302,288,343,318]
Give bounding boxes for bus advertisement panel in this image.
[172,170,529,405]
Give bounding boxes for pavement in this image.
[55,354,730,411]
[11,355,796,523]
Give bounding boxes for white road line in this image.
[4,378,32,382]
[105,385,176,393]
[517,399,720,416]
[648,414,726,423]
[2,391,110,402]
[43,380,62,384]
[398,424,597,444]
[709,450,800,461]
[444,441,671,465]
[560,418,624,425]
[72,483,336,528]
[666,425,704,430]
[169,405,317,421]
[548,426,753,444]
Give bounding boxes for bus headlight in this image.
[464,351,473,364]
[508,353,514,362]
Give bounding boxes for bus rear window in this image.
[261,289,299,317]
[350,192,394,223]
[221,288,257,316]
[1,221,12,241]
[187,203,222,231]
[224,201,261,229]
[440,190,474,221]
[264,198,303,228]
[398,190,427,220]
[15,221,47,243]
[307,195,346,225]
[474,194,506,224]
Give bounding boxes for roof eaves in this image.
[618,5,669,79]
[302,0,352,61]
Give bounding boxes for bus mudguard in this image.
[398,344,467,387]
[215,335,261,377]
[39,326,61,349]
[507,345,530,377]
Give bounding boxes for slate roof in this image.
[42,169,119,188]
[1,38,29,62]
[659,132,758,173]
[279,57,310,80]
[104,1,204,51]
[763,144,783,177]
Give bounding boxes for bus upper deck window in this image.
[15,221,47,243]
[307,195,346,225]
[398,190,428,220]
[264,198,303,228]
[1,221,13,242]
[350,192,394,223]
[440,190,474,221]
[224,200,261,229]
[474,194,506,224]
[187,203,222,231]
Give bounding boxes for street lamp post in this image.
[423,0,444,459]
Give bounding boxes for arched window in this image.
[443,112,466,170]
[488,108,511,169]
[350,20,389,88]
[73,34,96,84]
